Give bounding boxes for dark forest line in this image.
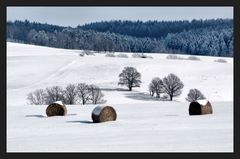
[7,19,233,57]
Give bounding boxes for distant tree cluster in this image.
[7,20,162,53]
[166,55,200,61]
[80,19,232,39]
[214,58,228,63]
[149,74,184,101]
[7,19,233,57]
[27,83,105,105]
[148,75,207,102]
[28,67,208,104]
[117,67,186,101]
[164,28,233,57]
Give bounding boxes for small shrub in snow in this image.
[214,59,227,63]
[166,54,184,60]
[187,56,200,61]
[147,55,153,59]
[132,53,145,58]
[141,54,153,58]
[117,53,128,58]
[167,55,200,61]
[79,53,85,57]
[105,53,116,57]
[186,88,206,102]
[141,54,148,58]
[132,53,141,58]
[88,52,95,56]
[83,50,95,56]
[132,53,152,59]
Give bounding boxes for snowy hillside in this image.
[7,42,233,152]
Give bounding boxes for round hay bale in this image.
[189,101,201,115]
[198,99,213,115]
[91,106,117,123]
[46,101,67,117]
[189,100,213,115]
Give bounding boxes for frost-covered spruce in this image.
[189,99,213,115]
[46,101,67,117]
[92,106,117,123]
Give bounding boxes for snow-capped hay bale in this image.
[198,99,213,115]
[189,99,213,115]
[92,106,117,123]
[46,101,67,117]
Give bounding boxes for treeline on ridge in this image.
[7,19,233,57]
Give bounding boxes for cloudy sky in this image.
[7,7,233,27]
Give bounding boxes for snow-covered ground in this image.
[7,42,233,152]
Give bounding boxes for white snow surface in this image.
[197,99,209,105]
[92,106,104,116]
[7,42,233,152]
[54,101,64,106]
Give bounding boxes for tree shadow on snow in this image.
[100,88,129,92]
[25,114,77,118]
[25,115,46,118]
[124,92,163,101]
[67,114,78,116]
[164,114,179,117]
[66,120,94,124]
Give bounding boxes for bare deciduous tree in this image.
[149,77,164,98]
[27,83,107,105]
[27,89,46,105]
[186,88,206,102]
[45,86,65,104]
[118,66,141,91]
[63,84,77,104]
[76,83,90,105]
[162,73,184,101]
[88,84,105,104]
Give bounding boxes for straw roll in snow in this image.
[92,106,117,123]
[46,101,67,117]
[189,99,213,115]
[198,99,213,115]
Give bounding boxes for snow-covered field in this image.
[7,42,233,152]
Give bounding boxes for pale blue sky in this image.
[7,7,233,27]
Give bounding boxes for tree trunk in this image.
[129,87,132,91]
[150,92,153,96]
[82,97,85,105]
[170,95,173,101]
